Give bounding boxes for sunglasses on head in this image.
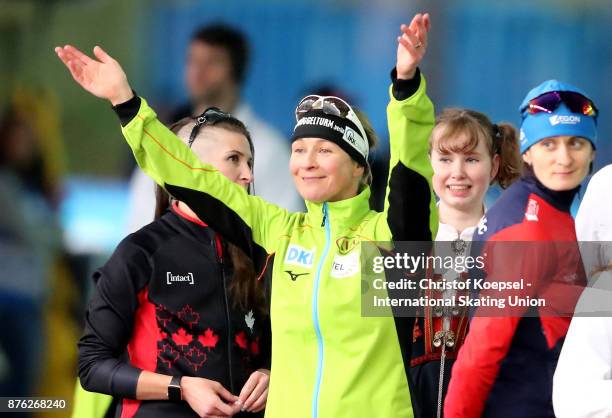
[295,95,368,142]
[188,107,233,147]
[525,91,597,118]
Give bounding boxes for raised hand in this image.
[396,13,431,80]
[55,45,134,105]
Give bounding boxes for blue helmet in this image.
[519,80,598,154]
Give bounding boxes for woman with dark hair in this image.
[445,80,599,418]
[76,111,271,418]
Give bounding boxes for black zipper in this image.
[216,235,235,394]
[321,205,327,227]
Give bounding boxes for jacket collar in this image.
[435,200,486,241]
[167,201,217,246]
[304,187,372,227]
[166,203,224,261]
[172,200,208,227]
[521,174,579,213]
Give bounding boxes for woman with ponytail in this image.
[409,108,520,418]
[77,113,271,418]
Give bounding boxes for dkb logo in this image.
[284,244,315,268]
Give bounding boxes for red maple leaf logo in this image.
[198,328,219,350]
[184,346,207,371]
[235,331,248,350]
[172,328,193,346]
[250,336,260,355]
[178,305,200,329]
[158,343,180,369]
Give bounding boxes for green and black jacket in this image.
[113,69,437,418]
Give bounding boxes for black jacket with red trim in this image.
[78,202,270,418]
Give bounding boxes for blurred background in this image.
[0,0,610,416]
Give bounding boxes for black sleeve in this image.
[78,238,151,398]
[113,92,141,127]
[386,66,434,242]
[256,315,272,371]
[164,186,272,279]
[391,67,421,101]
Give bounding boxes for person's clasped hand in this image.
[237,369,270,413]
[180,376,243,418]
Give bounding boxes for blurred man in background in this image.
[126,23,300,233]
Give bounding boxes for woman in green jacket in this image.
[56,13,437,418]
